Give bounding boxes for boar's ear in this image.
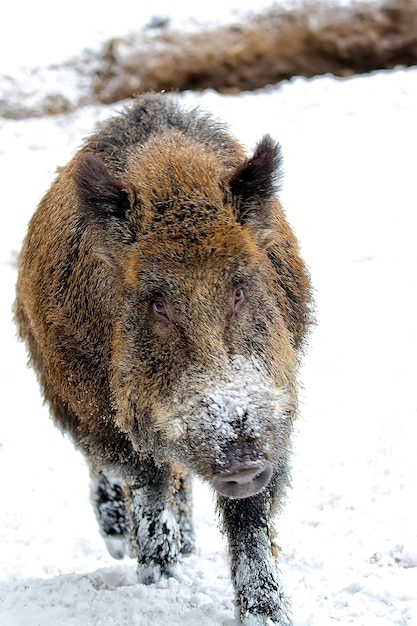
[74,153,130,222]
[229,135,283,227]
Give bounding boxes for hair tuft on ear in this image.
[230,135,283,206]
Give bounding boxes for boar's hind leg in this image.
[127,458,182,584]
[218,478,292,626]
[173,471,195,556]
[90,468,130,560]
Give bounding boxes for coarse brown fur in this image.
[15,93,313,625]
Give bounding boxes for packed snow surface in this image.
[0,7,416,625]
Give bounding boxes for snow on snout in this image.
[204,357,290,439]
[171,356,293,466]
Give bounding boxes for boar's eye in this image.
[233,288,245,313]
[152,300,171,322]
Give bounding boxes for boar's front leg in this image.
[218,476,292,626]
[127,457,181,584]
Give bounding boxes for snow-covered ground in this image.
[1,4,417,625]
[0,0,281,73]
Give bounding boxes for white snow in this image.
[1,3,417,625]
[0,0,280,73]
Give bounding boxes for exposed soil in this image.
[94,0,417,102]
[1,0,416,119]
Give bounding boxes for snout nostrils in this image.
[212,459,272,499]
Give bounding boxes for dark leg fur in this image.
[174,472,195,556]
[218,471,292,626]
[90,469,130,559]
[90,462,288,624]
[91,460,195,580]
[126,458,183,583]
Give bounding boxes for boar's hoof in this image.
[237,606,291,626]
[238,616,276,626]
[137,564,163,585]
[212,460,273,499]
[103,535,126,560]
[137,562,180,585]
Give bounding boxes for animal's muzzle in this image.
[212,459,273,499]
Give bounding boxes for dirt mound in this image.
[95,0,417,103]
[1,0,416,119]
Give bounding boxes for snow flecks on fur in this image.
[90,469,130,560]
[201,356,292,464]
[164,355,293,473]
[130,484,181,581]
[234,529,291,626]
[237,612,280,626]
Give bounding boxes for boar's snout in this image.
[212,459,273,499]
[159,357,294,498]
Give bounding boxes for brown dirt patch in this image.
[94,0,417,104]
[1,0,416,119]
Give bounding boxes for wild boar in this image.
[15,93,313,625]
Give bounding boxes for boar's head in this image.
[74,131,306,499]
